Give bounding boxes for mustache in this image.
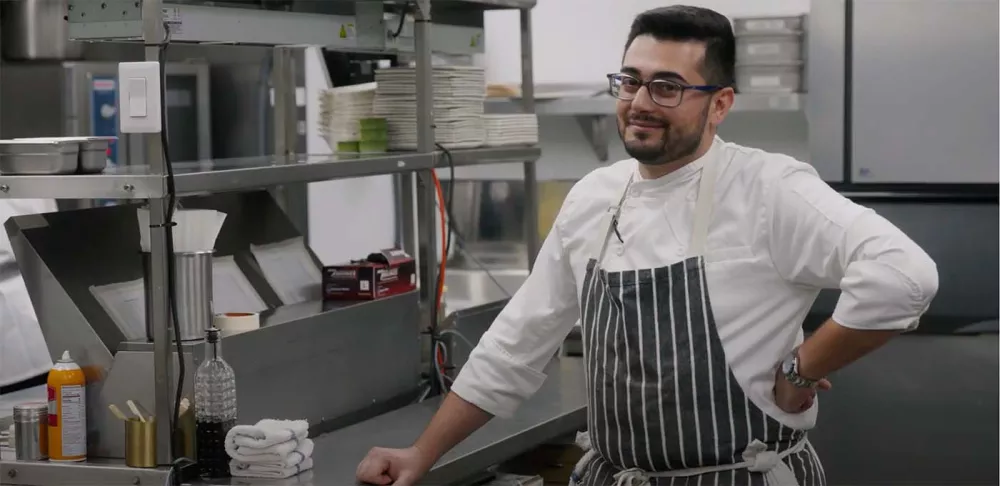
[627,113,667,126]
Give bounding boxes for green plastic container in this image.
[358,117,387,131]
[360,128,388,142]
[337,141,360,153]
[359,140,389,153]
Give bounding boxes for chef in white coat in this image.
[0,198,57,393]
[357,5,938,486]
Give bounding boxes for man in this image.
[357,6,938,486]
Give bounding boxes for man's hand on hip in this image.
[773,367,832,414]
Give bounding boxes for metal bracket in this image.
[576,115,610,162]
[412,0,432,21]
[355,1,387,50]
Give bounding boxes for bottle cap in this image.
[58,350,72,363]
[13,402,47,421]
[205,326,221,343]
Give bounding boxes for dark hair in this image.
[624,6,736,87]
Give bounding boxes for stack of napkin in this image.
[225,419,314,479]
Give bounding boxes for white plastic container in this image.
[735,64,803,93]
[733,15,805,35]
[736,34,804,64]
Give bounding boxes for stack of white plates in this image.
[482,114,539,147]
[318,82,376,151]
[373,66,487,150]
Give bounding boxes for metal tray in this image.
[736,34,804,64]
[735,63,804,94]
[733,15,806,35]
[0,139,80,175]
[11,137,115,174]
[77,137,114,174]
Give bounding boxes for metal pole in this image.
[395,173,416,255]
[519,8,540,271]
[413,0,441,393]
[270,47,297,213]
[272,47,290,161]
[414,0,436,307]
[141,0,174,465]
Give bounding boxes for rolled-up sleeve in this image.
[450,202,581,418]
[767,165,939,331]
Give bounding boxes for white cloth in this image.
[228,419,309,449]
[607,439,806,486]
[451,138,939,429]
[225,419,309,462]
[0,199,57,387]
[229,437,314,465]
[230,456,314,479]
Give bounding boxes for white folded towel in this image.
[230,438,313,466]
[230,456,314,479]
[228,419,309,449]
[225,419,310,463]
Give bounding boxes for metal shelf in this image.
[67,2,485,54]
[432,0,537,9]
[437,146,541,168]
[485,92,806,116]
[0,148,543,200]
[484,93,804,162]
[0,153,435,200]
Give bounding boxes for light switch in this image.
[118,61,161,133]
[128,78,147,117]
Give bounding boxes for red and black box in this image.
[322,248,417,301]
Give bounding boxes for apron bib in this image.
[571,153,826,486]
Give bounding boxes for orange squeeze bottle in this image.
[47,350,87,461]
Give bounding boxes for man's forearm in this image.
[797,318,901,379]
[412,392,493,468]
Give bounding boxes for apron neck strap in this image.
[595,146,720,266]
[687,148,720,258]
[595,173,634,266]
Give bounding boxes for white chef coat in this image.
[0,199,57,387]
[451,137,938,430]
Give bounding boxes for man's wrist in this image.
[782,347,821,388]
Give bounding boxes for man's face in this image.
[615,35,715,166]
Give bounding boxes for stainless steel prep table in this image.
[208,356,586,486]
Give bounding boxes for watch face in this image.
[782,355,795,375]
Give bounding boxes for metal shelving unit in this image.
[5,0,540,470]
[442,146,542,168]
[67,1,487,55]
[485,92,805,116]
[485,92,805,161]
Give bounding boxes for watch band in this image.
[782,347,818,389]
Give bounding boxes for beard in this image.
[618,105,710,166]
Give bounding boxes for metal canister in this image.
[13,402,48,461]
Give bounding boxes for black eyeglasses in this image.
[607,73,722,108]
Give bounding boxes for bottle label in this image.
[59,385,87,457]
[47,386,57,426]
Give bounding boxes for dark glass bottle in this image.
[194,327,237,478]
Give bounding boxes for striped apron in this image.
[571,154,826,486]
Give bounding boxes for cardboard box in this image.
[322,249,417,301]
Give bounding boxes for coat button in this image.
[616,246,625,256]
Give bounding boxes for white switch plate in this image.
[118,61,161,133]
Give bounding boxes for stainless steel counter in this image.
[1,357,586,486]
[308,356,586,486]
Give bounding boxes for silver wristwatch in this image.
[781,347,818,389]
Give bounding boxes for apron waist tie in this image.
[607,439,807,486]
